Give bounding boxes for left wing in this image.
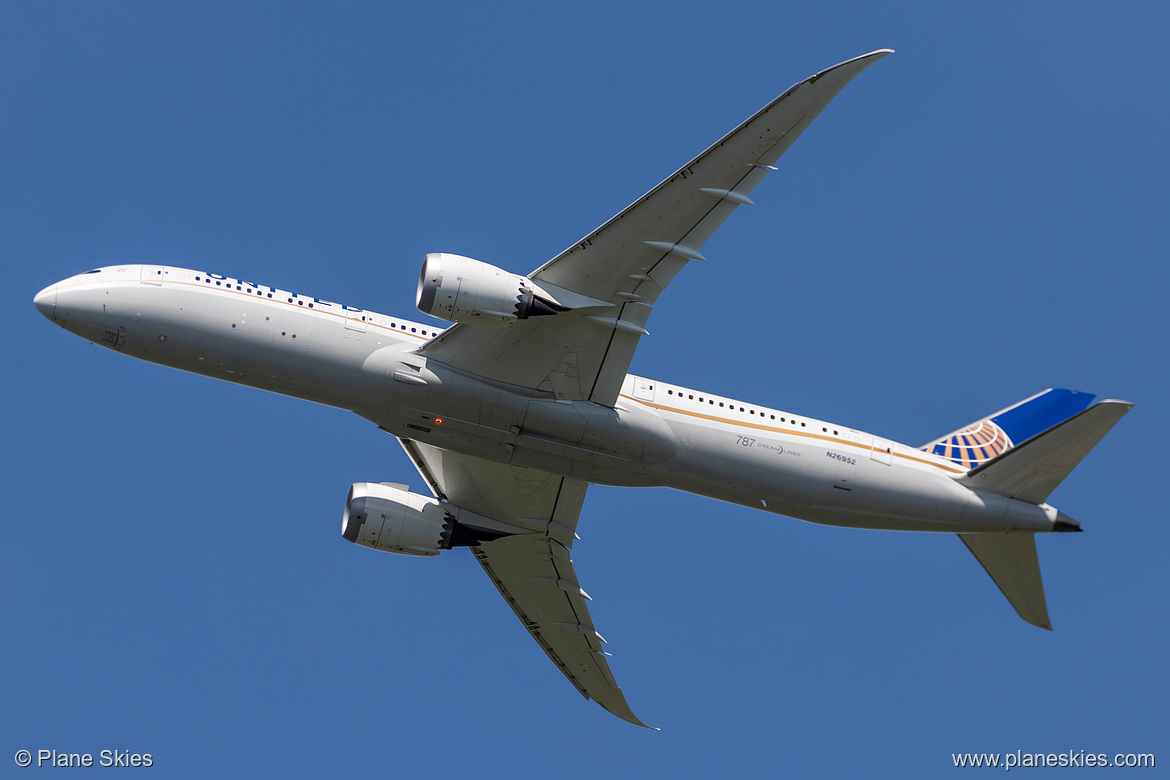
[398,438,653,727]
[420,50,892,406]
[473,535,653,728]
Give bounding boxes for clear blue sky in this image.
[4,2,1166,776]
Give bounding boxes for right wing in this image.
[398,438,653,727]
[419,50,893,406]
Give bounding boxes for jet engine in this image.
[341,483,455,557]
[415,253,566,325]
[341,482,509,556]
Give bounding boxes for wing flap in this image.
[399,437,583,539]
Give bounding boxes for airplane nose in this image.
[34,283,58,321]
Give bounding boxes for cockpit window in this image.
[84,269,102,274]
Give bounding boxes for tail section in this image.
[931,390,1133,630]
[921,388,1098,471]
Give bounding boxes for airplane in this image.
[33,50,1131,728]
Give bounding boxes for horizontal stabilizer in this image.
[960,400,1133,504]
[958,532,1050,629]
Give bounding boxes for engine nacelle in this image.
[416,253,565,326]
[341,483,454,557]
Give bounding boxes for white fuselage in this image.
[35,265,1061,535]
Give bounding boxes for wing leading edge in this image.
[420,50,892,406]
[398,438,654,727]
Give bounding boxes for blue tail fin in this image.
[921,389,1097,471]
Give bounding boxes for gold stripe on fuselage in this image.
[620,393,965,475]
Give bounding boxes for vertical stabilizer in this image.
[923,389,1097,471]
[958,532,1051,629]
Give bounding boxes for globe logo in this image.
[927,420,1013,470]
